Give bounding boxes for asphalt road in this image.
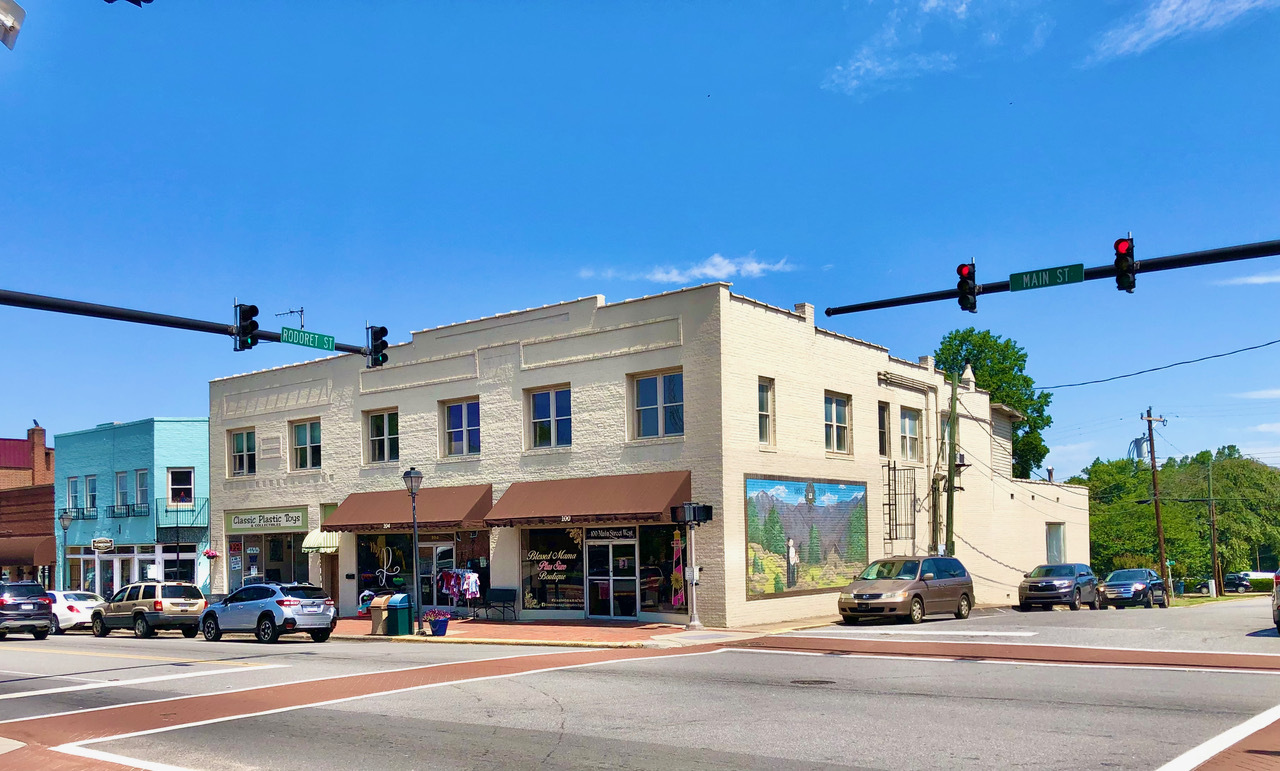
[1,603,1277,770]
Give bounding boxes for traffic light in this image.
[956,263,977,312]
[1114,237,1136,293]
[234,304,259,351]
[367,325,389,368]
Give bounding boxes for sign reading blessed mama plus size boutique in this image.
[226,509,306,533]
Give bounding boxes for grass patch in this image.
[1173,593,1268,607]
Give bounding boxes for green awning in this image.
[300,529,341,554]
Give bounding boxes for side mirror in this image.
[1023,573,1030,578]
[921,573,935,581]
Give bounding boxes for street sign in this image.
[91,537,114,552]
[1009,263,1085,292]
[280,326,335,352]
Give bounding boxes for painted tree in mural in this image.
[752,554,764,574]
[773,573,785,593]
[807,524,821,564]
[763,507,786,555]
[746,498,762,545]
[845,505,866,564]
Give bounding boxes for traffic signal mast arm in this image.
[825,238,1280,316]
[0,288,371,355]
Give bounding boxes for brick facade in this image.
[0,426,54,490]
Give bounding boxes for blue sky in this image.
[3,1,1279,477]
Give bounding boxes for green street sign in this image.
[1009,263,1085,292]
[280,326,335,352]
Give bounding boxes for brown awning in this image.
[485,470,691,527]
[322,484,491,532]
[0,535,56,566]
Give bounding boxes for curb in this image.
[330,634,645,649]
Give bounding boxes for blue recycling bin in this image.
[387,593,412,636]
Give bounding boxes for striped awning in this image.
[300,529,341,554]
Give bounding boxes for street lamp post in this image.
[58,510,72,591]
[402,467,424,635]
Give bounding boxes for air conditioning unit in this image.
[956,453,967,468]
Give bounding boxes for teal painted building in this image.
[54,418,210,596]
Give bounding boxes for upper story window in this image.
[445,399,480,456]
[878,402,890,457]
[531,388,571,448]
[168,468,194,504]
[900,408,921,462]
[292,420,322,470]
[68,477,81,509]
[758,378,774,445]
[634,371,683,439]
[136,470,149,507]
[824,393,850,454]
[231,429,257,477]
[85,475,97,510]
[115,472,129,506]
[368,411,399,463]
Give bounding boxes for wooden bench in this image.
[477,587,518,621]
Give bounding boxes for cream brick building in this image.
[207,283,1088,626]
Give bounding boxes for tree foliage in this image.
[935,328,1052,478]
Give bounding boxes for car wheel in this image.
[1143,592,1154,609]
[181,626,198,639]
[1017,602,1030,612]
[1239,585,1251,595]
[202,616,222,642]
[309,630,331,643]
[1199,586,1210,595]
[0,631,7,640]
[1069,589,1081,611]
[1089,594,1100,610]
[255,615,280,644]
[134,615,154,638]
[92,615,110,637]
[955,594,971,620]
[32,628,49,640]
[842,615,859,625]
[908,597,925,624]
[1158,593,1169,609]
[52,616,64,635]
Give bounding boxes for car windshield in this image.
[283,587,328,600]
[860,560,920,581]
[1106,570,1148,582]
[1029,565,1077,578]
[69,593,102,603]
[162,585,204,600]
[3,584,49,598]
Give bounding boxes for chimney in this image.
[793,303,815,326]
[960,363,976,389]
[917,355,935,370]
[1047,467,1055,484]
[27,425,52,485]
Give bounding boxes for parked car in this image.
[91,580,206,638]
[199,582,336,643]
[1098,569,1169,609]
[838,556,974,624]
[48,590,105,634]
[1193,574,1253,595]
[1272,581,1279,634]
[1018,563,1100,611]
[0,581,54,640]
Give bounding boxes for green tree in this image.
[845,503,866,564]
[763,507,786,555]
[746,498,762,545]
[773,573,785,593]
[807,524,821,564]
[935,328,1052,478]
[752,554,764,574]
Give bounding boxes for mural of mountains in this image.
[749,486,865,558]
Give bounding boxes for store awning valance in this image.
[322,484,492,533]
[485,470,691,527]
[300,529,342,554]
[0,535,56,566]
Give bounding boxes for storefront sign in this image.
[229,556,242,571]
[586,527,635,540]
[91,538,114,552]
[229,541,243,555]
[226,509,306,534]
[522,528,585,611]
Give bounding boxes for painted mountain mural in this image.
[745,477,868,598]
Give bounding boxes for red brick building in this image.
[0,426,56,585]
[0,425,55,490]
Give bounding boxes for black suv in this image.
[0,581,55,640]
[1194,574,1253,595]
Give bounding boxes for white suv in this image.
[199,583,336,643]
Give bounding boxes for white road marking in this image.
[0,669,104,683]
[1156,700,1280,771]
[803,629,1037,637]
[0,664,290,700]
[52,649,728,769]
[782,635,1280,657]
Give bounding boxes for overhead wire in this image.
[1036,337,1280,390]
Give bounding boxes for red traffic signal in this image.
[1114,238,1133,257]
[1114,237,1136,293]
[956,263,977,312]
[956,263,973,280]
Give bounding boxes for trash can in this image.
[387,593,412,636]
[369,594,393,636]
[1175,580,1185,595]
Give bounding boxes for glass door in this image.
[433,546,454,607]
[100,560,117,598]
[118,557,134,588]
[586,542,638,619]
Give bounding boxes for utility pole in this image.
[1208,456,1221,594]
[1141,408,1170,598]
[945,373,959,557]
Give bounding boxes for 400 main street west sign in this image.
[280,326,335,352]
[1009,263,1085,292]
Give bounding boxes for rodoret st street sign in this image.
[280,326,335,352]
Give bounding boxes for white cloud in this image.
[826,46,956,96]
[1233,389,1280,399]
[1089,0,1280,64]
[1253,423,1280,433]
[1215,272,1280,286]
[645,253,794,285]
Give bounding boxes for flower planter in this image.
[428,619,449,637]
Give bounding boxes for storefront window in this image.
[357,533,412,601]
[521,528,583,611]
[639,524,689,614]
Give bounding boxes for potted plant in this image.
[202,548,220,559]
[424,609,452,637]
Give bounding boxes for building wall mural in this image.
[745,475,869,599]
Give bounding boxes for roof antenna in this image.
[276,307,304,329]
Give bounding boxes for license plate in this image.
[20,603,33,610]
[857,603,868,610]
[304,606,321,613]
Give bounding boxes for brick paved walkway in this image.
[332,616,684,646]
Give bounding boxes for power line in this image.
[1037,337,1280,390]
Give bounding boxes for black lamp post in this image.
[58,510,73,591]
[402,467,424,635]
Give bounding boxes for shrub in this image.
[1249,577,1275,594]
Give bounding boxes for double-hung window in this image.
[136,470,149,510]
[293,420,322,469]
[68,477,81,509]
[368,411,399,463]
[445,399,480,456]
[635,371,683,439]
[824,393,850,453]
[115,472,129,507]
[168,469,194,505]
[85,475,97,511]
[900,408,921,462]
[878,402,891,457]
[531,388,571,448]
[758,378,774,445]
[231,429,256,476]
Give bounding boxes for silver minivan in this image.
[839,556,975,624]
